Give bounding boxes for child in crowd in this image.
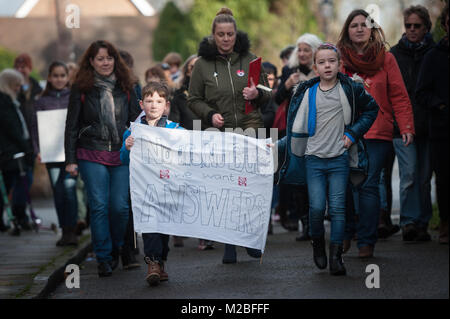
[31,61,79,246]
[120,81,183,286]
[277,44,379,276]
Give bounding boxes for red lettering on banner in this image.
[160,170,170,179]
[238,177,247,186]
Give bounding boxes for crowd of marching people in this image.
[0,4,448,285]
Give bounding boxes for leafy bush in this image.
[152,1,195,61]
[0,46,16,72]
[152,0,320,66]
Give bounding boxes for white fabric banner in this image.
[129,123,274,252]
[37,109,67,163]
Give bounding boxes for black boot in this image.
[56,227,78,246]
[98,262,112,277]
[121,246,141,270]
[245,247,262,258]
[311,236,327,269]
[296,215,311,241]
[329,243,346,276]
[110,247,120,270]
[222,244,237,264]
[13,204,31,231]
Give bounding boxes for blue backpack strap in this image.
[308,82,319,136]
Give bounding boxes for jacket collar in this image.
[198,30,251,62]
[436,37,449,51]
[140,115,168,127]
[396,33,435,54]
[46,87,71,98]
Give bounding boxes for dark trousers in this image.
[0,169,29,222]
[380,142,395,213]
[46,163,78,228]
[279,184,309,221]
[143,233,169,263]
[123,206,139,253]
[431,139,449,222]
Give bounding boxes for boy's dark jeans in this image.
[143,233,169,263]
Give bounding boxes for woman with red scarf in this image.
[337,9,415,258]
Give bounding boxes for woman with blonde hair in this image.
[274,33,322,239]
[0,69,34,233]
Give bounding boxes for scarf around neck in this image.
[94,72,120,144]
[341,44,386,76]
[400,32,433,50]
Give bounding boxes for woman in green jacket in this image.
[187,7,271,264]
[188,7,270,131]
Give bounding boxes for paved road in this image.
[50,219,448,300]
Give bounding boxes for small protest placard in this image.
[37,109,67,163]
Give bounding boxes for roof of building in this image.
[0,0,164,17]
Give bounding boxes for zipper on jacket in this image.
[351,80,356,125]
[225,57,239,128]
[276,142,289,185]
[108,141,111,152]
[78,125,92,139]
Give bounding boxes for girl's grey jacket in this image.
[277,72,379,187]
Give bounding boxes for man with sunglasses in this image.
[387,5,435,242]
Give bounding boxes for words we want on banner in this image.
[129,123,274,252]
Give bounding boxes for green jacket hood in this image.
[198,31,251,61]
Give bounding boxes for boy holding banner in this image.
[120,82,182,286]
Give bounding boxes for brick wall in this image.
[0,15,159,197]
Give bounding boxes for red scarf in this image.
[340,45,386,77]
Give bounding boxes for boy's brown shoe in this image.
[145,259,161,286]
[160,263,168,282]
[358,245,374,258]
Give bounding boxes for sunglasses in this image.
[405,23,423,29]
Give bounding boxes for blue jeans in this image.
[392,138,426,227]
[78,160,130,263]
[346,140,392,248]
[46,164,78,228]
[305,152,349,244]
[379,169,388,211]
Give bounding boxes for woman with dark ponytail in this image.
[188,8,271,264]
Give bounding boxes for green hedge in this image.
[152,0,320,66]
[0,46,16,72]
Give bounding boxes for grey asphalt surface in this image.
[49,219,448,299]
